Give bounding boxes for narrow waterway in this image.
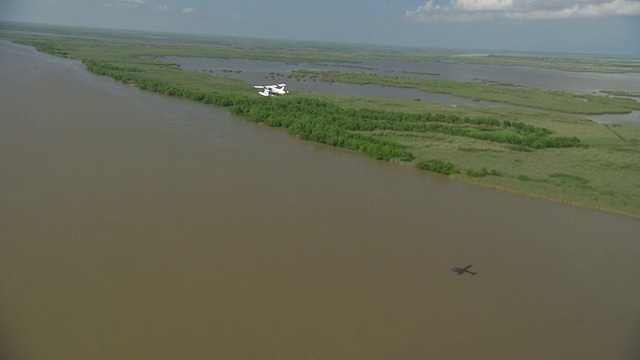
[1,40,640,359]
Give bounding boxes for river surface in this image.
[2,40,640,359]
[165,56,640,126]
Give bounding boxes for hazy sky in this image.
[1,0,639,55]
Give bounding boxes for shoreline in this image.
[2,34,639,219]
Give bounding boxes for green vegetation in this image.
[2,26,639,218]
[466,167,502,177]
[230,98,414,161]
[548,173,592,189]
[416,160,460,175]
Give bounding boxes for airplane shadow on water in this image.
[452,264,477,276]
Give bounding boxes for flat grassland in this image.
[2,25,639,218]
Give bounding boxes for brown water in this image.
[1,40,640,359]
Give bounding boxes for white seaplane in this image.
[254,83,289,97]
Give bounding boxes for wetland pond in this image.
[2,40,640,359]
[164,56,640,126]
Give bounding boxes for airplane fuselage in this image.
[255,83,289,96]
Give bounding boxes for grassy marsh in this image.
[290,69,640,115]
[2,27,639,217]
[444,53,640,73]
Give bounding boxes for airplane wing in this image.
[452,265,476,275]
[256,84,287,89]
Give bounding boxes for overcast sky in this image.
[1,0,639,55]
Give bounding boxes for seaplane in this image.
[254,83,289,97]
[451,264,477,276]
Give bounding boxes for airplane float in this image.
[254,83,289,97]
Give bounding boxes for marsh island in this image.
[3,23,639,217]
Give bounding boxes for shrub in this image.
[416,160,460,175]
[466,167,502,177]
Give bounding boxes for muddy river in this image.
[1,40,640,359]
